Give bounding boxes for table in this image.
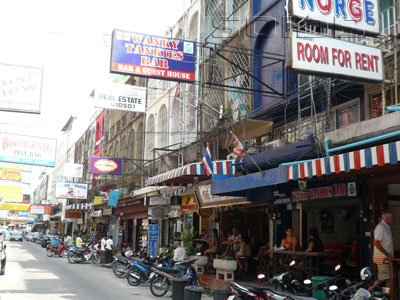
[389,257,400,300]
[272,250,338,276]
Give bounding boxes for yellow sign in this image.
[93,196,103,205]
[182,195,198,211]
[0,203,30,211]
[0,185,23,202]
[65,210,82,218]
[1,168,22,181]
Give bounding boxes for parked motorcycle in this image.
[68,243,100,264]
[46,241,69,258]
[126,255,173,286]
[149,258,199,297]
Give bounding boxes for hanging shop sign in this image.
[288,0,379,34]
[110,30,196,82]
[0,168,22,181]
[182,195,198,211]
[91,83,146,113]
[149,197,170,206]
[90,157,122,174]
[30,204,45,215]
[65,210,82,218]
[287,31,383,82]
[0,63,43,114]
[0,133,57,167]
[195,184,247,208]
[273,182,358,204]
[0,185,23,202]
[0,203,30,211]
[55,182,88,199]
[93,210,102,217]
[103,207,113,215]
[63,163,83,178]
[19,211,28,217]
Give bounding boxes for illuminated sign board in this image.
[110,30,196,82]
[0,63,43,113]
[90,157,122,174]
[287,31,382,81]
[0,133,57,167]
[288,0,379,34]
[91,83,146,113]
[0,168,22,181]
[0,203,30,211]
[55,182,88,199]
[65,210,82,218]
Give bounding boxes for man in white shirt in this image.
[369,210,395,291]
[173,241,187,278]
[105,236,114,264]
[64,234,73,247]
[100,237,106,264]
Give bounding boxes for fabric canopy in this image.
[147,160,234,186]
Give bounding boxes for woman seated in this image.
[253,241,271,261]
[279,227,302,266]
[235,234,247,272]
[203,228,220,256]
[299,228,324,274]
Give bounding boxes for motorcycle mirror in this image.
[304,279,312,285]
[196,252,202,256]
[335,264,341,271]
[346,279,352,286]
[290,260,296,266]
[257,274,266,279]
[329,285,338,291]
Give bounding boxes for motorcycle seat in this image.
[134,260,153,268]
[155,266,179,274]
[238,284,266,294]
[176,259,196,266]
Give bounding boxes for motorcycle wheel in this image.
[68,252,79,264]
[46,248,54,257]
[61,250,69,258]
[127,271,142,286]
[112,262,129,278]
[150,277,169,297]
[91,253,101,265]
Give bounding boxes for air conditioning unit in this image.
[129,190,135,197]
[264,139,283,150]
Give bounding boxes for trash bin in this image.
[184,286,204,300]
[311,276,331,300]
[214,289,232,300]
[172,278,190,300]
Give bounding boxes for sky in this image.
[0,0,186,188]
[0,0,186,139]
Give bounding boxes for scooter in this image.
[68,243,101,264]
[46,240,69,258]
[149,258,199,297]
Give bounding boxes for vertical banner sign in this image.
[110,30,196,82]
[117,226,124,253]
[148,224,159,258]
[108,190,120,207]
[0,63,43,114]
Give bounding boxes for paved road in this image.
[0,240,212,300]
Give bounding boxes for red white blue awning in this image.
[147,160,235,186]
[66,203,93,211]
[286,141,400,180]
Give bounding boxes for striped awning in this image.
[285,141,400,180]
[66,203,93,211]
[147,160,234,186]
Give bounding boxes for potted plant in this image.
[180,228,207,265]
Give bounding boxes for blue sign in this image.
[108,190,120,207]
[148,224,159,258]
[111,30,196,82]
[19,211,28,217]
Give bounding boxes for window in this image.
[226,0,249,36]
[336,104,359,129]
[146,115,155,159]
[158,105,168,147]
[136,123,143,160]
[370,89,394,119]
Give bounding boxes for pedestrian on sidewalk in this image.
[100,236,106,264]
[105,236,114,264]
[369,209,395,291]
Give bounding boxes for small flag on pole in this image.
[229,131,246,158]
[202,143,213,176]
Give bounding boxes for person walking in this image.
[100,236,106,264]
[173,241,187,278]
[369,210,395,291]
[105,236,114,264]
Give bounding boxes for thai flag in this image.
[229,131,246,158]
[202,143,213,176]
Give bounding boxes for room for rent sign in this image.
[287,31,383,82]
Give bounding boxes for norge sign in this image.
[287,31,383,81]
[288,0,379,34]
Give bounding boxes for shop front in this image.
[114,197,148,253]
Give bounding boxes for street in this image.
[0,241,212,300]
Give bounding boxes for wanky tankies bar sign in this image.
[110,30,196,82]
